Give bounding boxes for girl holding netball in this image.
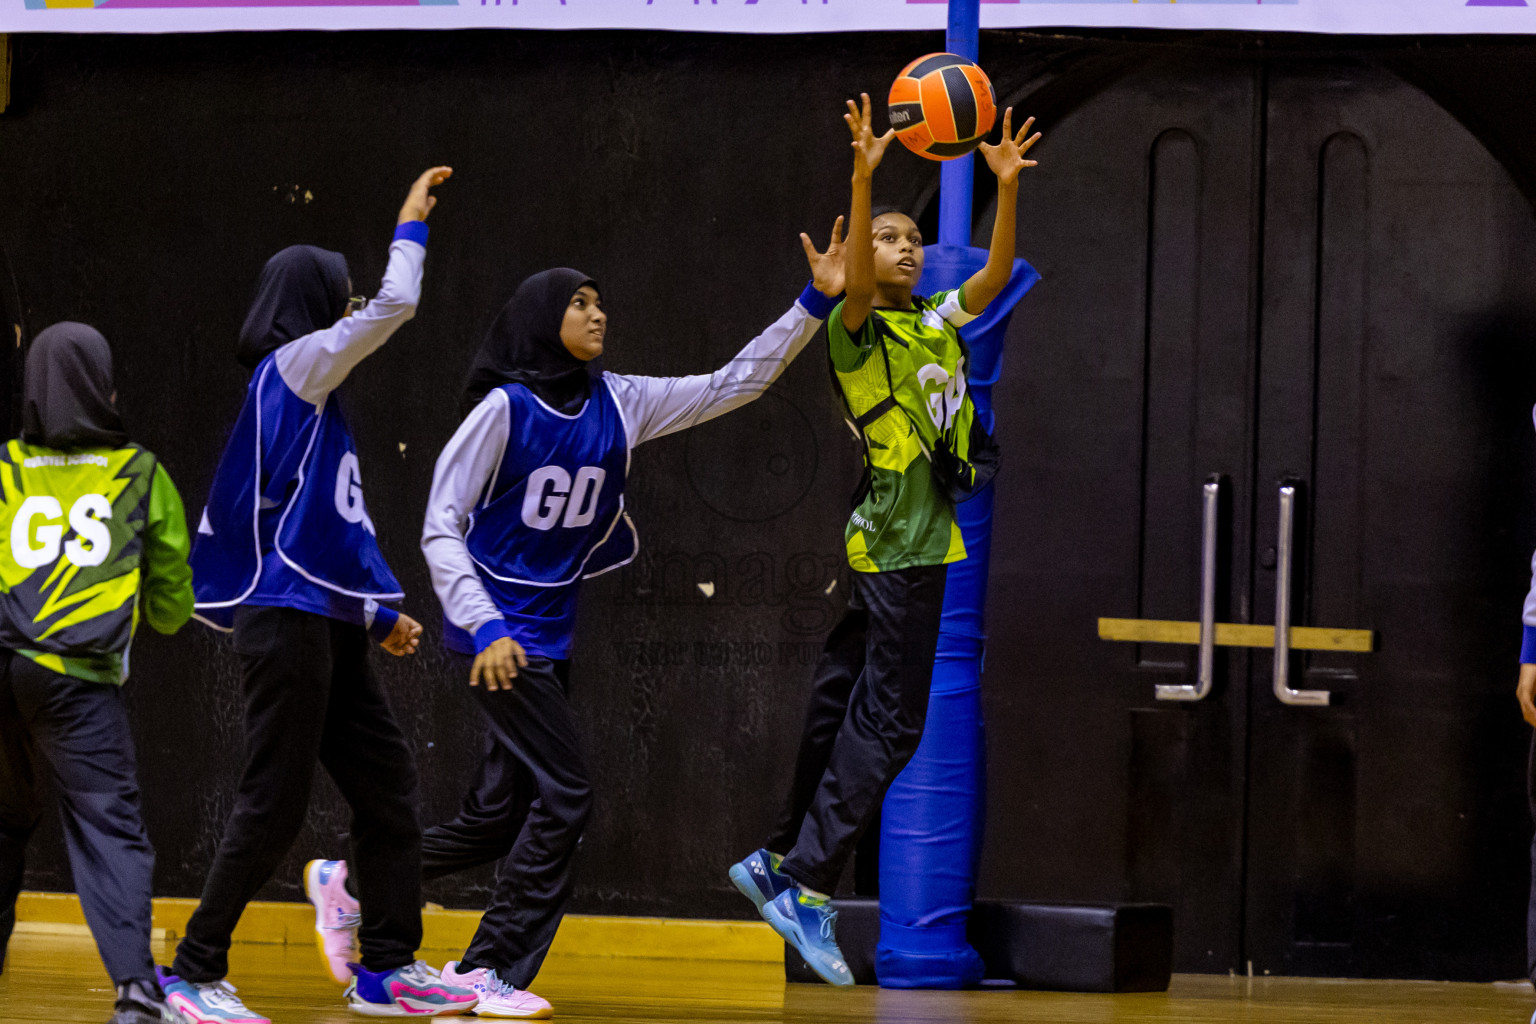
[381,228,846,1017]
[161,167,479,1022]
[727,94,1040,985]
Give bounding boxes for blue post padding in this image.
[876,675,988,989]
[876,245,1037,989]
[937,436,996,655]
[920,245,1042,385]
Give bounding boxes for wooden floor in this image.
[2,932,1533,1024]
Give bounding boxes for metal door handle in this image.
[1274,484,1330,707]
[1157,475,1221,702]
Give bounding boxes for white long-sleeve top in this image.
[273,227,425,407]
[1522,409,1536,663]
[422,292,831,653]
[1522,546,1536,657]
[1525,547,1536,627]
[241,222,427,636]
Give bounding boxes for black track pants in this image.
[1526,731,1536,985]
[421,655,591,990]
[770,563,947,895]
[173,605,422,982]
[0,652,157,987]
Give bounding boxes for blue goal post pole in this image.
[876,0,1044,988]
[938,0,979,248]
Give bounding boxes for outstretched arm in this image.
[275,166,452,406]
[841,93,896,335]
[962,110,1041,315]
[609,223,845,447]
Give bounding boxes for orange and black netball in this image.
[887,52,998,161]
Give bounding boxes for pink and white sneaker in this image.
[439,962,553,1019]
[305,859,361,984]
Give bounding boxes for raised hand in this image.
[801,216,847,298]
[977,110,1041,187]
[397,165,453,225]
[844,93,897,178]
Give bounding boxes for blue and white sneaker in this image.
[156,968,269,1024]
[762,888,854,987]
[728,849,793,916]
[344,961,478,1017]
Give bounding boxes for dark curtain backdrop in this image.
[4,28,1536,921]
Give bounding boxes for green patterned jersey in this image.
[828,289,978,573]
[0,440,193,683]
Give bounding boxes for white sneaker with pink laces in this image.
[304,859,361,985]
[438,962,553,1019]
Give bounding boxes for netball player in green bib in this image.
[0,323,194,1023]
[729,94,1040,985]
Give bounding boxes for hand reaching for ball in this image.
[978,109,1041,187]
[801,216,847,298]
[844,93,896,179]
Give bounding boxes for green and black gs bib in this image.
[0,440,158,680]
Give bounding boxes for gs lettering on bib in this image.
[465,380,636,587]
[0,440,158,660]
[11,493,114,569]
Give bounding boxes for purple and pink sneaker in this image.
[305,859,361,985]
[344,961,478,1017]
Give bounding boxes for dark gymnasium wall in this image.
[5,28,1536,933]
[0,27,972,919]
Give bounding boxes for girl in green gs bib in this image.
[0,324,193,1024]
[728,95,1040,985]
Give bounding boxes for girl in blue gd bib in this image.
[395,226,846,1016]
[162,168,479,1023]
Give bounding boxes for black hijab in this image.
[22,322,127,450]
[461,268,599,417]
[237,245,350,369]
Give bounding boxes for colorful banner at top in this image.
[3,0,1534,35]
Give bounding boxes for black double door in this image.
[982,56,1536,979]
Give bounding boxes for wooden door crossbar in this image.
[1097,617,1374,653]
